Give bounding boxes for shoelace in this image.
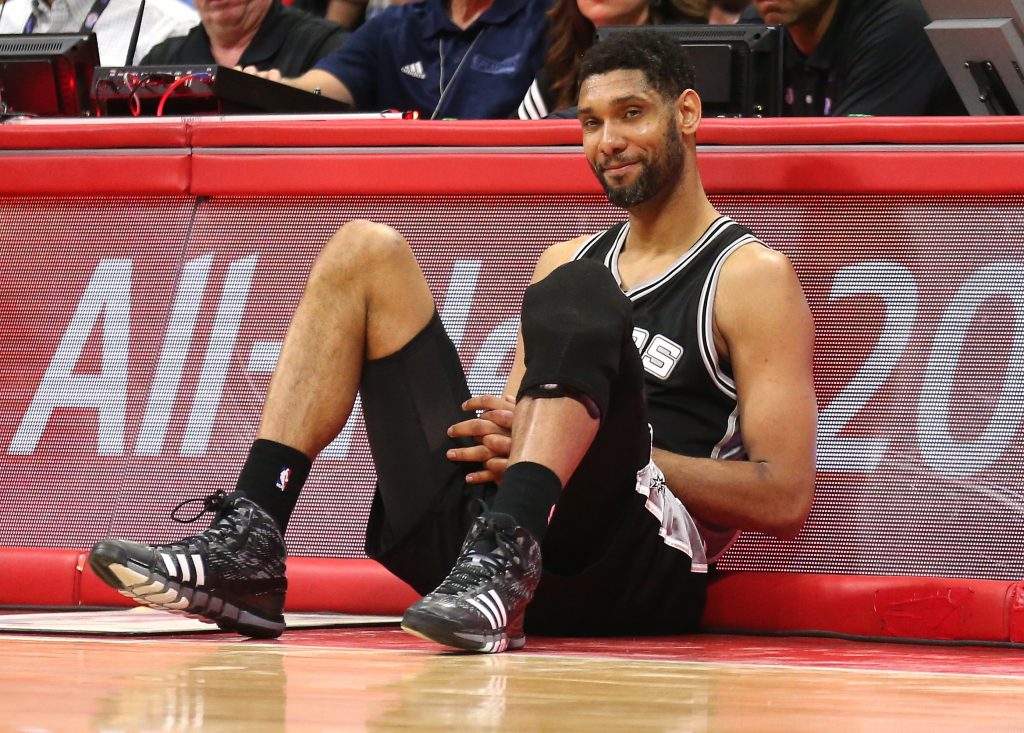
[171,489,229,524]
[165,490,236,552]
[435,521,518,596]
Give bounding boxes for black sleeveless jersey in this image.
[573,216,760,461]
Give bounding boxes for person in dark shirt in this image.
[240,0,550,119]
[143,0,346,78]
[747,0,965,116]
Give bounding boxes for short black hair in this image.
[578,30,697,102]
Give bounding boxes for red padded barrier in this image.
[697,149,1024,194]
[702,572,1024,643]
[0,547,81,606]
[189,152,599,195]
[187,118,585,149]
[0,119,189,150]
[285,558,419,614]
[184,117,1024,150]
[699,116,1024,146]
[0,153,191,194]
[188,148,1024,195]
[8,547,1024,644]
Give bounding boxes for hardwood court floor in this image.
[3,627,1024,732]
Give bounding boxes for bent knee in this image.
[313,220,414,280]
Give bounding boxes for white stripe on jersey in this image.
[697,234,760,399]
[610,217,734,301]
[711,406,741,460]
[571,228,611,261]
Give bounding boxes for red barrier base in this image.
[1,548,1021,644]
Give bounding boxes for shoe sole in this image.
[88,545,285,639]
[400,607,525,653]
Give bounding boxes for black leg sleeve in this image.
[517,259,635,418]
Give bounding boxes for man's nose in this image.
[598,123,627,157]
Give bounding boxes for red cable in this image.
[156,75,199,117]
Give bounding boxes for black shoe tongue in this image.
[469,512,518,553]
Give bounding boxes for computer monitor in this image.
[922,0,1024,115]
[596,24,784,117]
[0,33,99,117]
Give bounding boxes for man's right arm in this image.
[241,68,355,107]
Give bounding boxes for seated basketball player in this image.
[88,30,817,653]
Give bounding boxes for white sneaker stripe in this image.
[467,596,499,629]
[192,554,205,587]
[175,553,191,583]
[487,590,506,627]
[160,553,177,577]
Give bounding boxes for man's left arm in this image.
[652,243,816,540]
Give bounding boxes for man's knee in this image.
[522,259,631,336]
[311,219,413,284]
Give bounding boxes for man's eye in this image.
[625,108,642,118]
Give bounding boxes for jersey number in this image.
[633,328,684,380]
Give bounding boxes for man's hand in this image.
[447,394,516,484]
[237,65,283,82]
[233,67,355,106]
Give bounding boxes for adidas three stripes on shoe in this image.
[401,512,542,653]
[88,491,288,639]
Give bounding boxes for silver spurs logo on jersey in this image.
[632,327,684,380]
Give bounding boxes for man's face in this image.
[578,69,686,210]
[193,0,268,30]
[753,0,832,26]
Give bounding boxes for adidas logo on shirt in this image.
[400,61,427,80]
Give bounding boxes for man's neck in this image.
[787,0,839,56]
[624,169,720,258]
[447,0,493,30]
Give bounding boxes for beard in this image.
[595,116,686,210]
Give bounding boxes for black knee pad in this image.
[517,260,634,418]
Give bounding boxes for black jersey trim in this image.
[697,234,760,399]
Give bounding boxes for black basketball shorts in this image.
[359,312,708,635]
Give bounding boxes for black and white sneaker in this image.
[401,512,542,653]
[87,491,288,639]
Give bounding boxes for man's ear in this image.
[677,88,702,134]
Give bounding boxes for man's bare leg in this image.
[507,396,599,483]
[257,219,437,458]
[88,219,440,638]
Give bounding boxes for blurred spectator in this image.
[518,0,708,119]
[290,0,417,29]
[709,0,748,24]
[747,0,965,115]
[143,0,345,76]
[0,0,198,64]
[247,0,549,119]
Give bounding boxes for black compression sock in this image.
[232,439,312,531]
[489,461,563,542]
